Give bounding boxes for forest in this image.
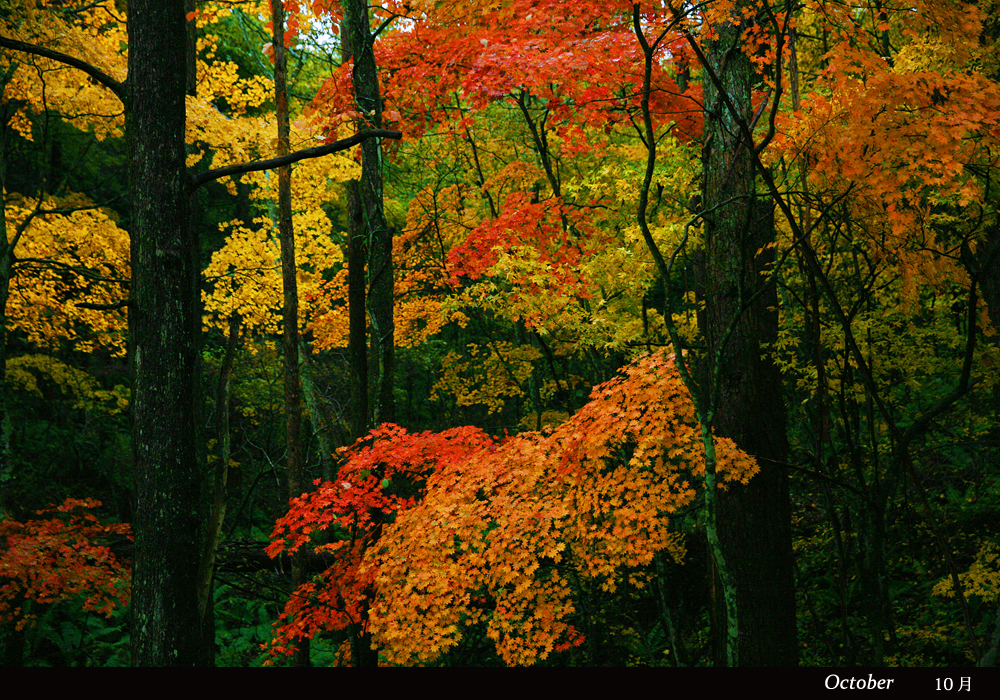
[0,0,998,667]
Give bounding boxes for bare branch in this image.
[76,299,131,311]
[188,129,402,191]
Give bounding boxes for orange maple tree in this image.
[266,351,757,664]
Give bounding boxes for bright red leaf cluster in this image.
[311,0,702,145]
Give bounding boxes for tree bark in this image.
[341,2,369,444]
[342,0,388,665]
[270,0,310,667]
[972,222,1000,346]
[128,0,208,666]
[0,75,14,514]
[195,313,240,666]
[347,180,369,441]
[701,9,797,667]
[299,346,345,479]
[344,0,394,428]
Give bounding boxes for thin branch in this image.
[76,299,131,311]
[15,257,128,284]
[372,12,402,41]
[188,129,402,190]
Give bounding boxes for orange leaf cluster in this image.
[263,424,495,660]
[266,351,757,664]
[764,0,1000,307]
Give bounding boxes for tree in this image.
[760,0,999,664]
[334,0,701,430]
[0,498,130,666]
[269,0,310,667]
[1,0,129,517]
[687,1,795,665]
[292,0,787,665]
[344,0,395,430]
[5,0,998,667]
[266,351,759,665]
[124,0,206,665]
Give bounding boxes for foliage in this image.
[2,0,126,142]
[266,351,757,665]
[6,354,128,413]
[935,541,1000,604]
[4,0,1000,667]
[430,341,541,414]
[0,498,130,632]
[4,193,130,355]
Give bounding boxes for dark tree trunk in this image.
[341,2,369,443]
[270,0,310,668]
[0,87,13,513]
[342,0,388,666]
[196,313,240,666]
[347,179,369,440]
[344,0,393,428]
[973,223,1000,343]
[701,10,797,667]
[128,0,208,667]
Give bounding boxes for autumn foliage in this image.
[4,0,1000,668]
[267,351,757,664]
[0,499,131,631]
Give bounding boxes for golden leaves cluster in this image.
[430,342,541,413]
[5,354,129,414]
[3,1,127,141]
[5,193,130,355]
[933,541,1000,603]
[202,216,344,337]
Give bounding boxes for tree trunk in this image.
[344,0,393,428]
[972,222,999,350]
[341,3,369,443]
[196,313,240,666]
[346,180,369,440]
[342,0,388,665]
[0,89,13,514]
[270,0,310,668]
[299,346,344,479]
[701,9,797,667]
[128,0,208,666]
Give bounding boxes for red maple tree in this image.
[1,498,131,631]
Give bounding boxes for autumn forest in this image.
[1,0,998,667]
